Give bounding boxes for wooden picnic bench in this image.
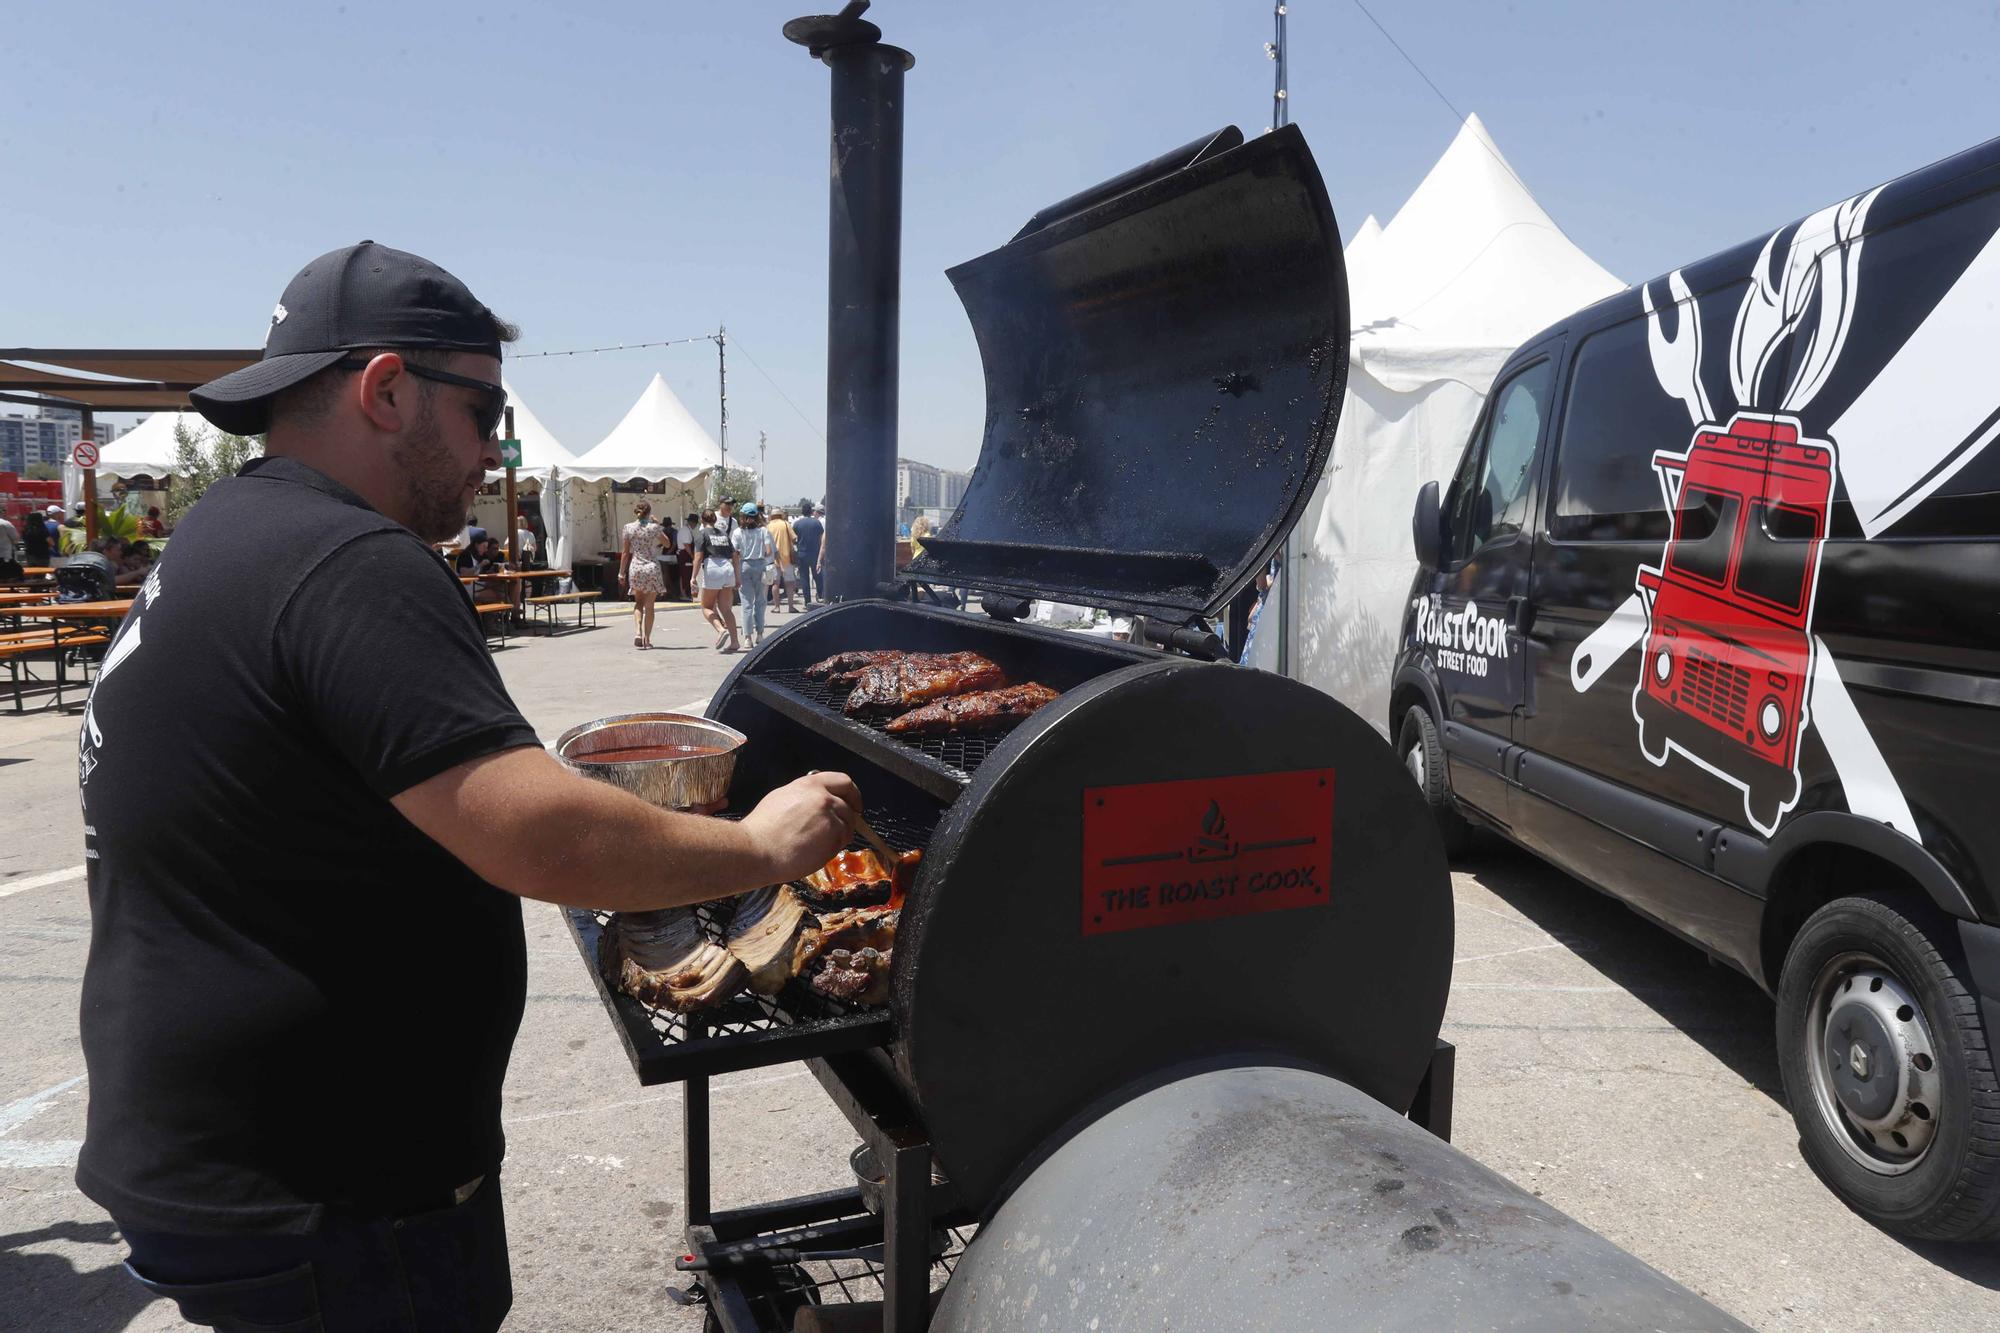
[473,601,513,650]
[523,590,600,633]
[1,625,112,712]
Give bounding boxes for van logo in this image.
[1564,182,1920,841]
[1630,411,1834,834]
[1411,593,1508,679]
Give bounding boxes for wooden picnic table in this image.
[457,568,571,617]
[21,567,53,577]
[0,592,54,608]
[6,600,132,710]
[455,568,571,584]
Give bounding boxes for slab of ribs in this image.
[884,682,1062,736]
[843,652,1009,714]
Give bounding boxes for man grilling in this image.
[74,241,861,1332]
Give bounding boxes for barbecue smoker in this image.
[561,11,1743,1330]
[1636,412,1834,830]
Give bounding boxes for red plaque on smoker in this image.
[1081,769,1334,936]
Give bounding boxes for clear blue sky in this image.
[7,1,1996,503]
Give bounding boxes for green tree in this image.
[167,419,262,529]
[24,463,60,481]
[710,465,760,509]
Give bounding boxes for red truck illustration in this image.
[1631,411,1836,834]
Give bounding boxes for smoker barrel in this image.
[931,1066,1752,1333]
[711,602,1455,1213]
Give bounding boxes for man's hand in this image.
[740,772,862,885]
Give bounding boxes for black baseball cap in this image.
[192,241,503,436]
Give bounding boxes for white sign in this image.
[72,440,100,469]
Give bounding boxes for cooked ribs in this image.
[805,649,907,682]
[796,847,921,911]
[810,946,893,1004]
[602,908,746,1013]
[884,682,1061,737]
[793,905,898,976]
[844,652,1007,714]
[723,886,810,995]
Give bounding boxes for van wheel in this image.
[1399,705,1468,859]
[1775,893,2000,1240]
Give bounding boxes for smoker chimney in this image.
[785,2,914,602]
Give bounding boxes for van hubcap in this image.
[1803,953,1941,1175]
[1405,740,1426,788]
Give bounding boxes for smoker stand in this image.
[568,901,1454,1333]
[564,799,976,1333]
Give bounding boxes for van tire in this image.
[1775,893,2000,1240]
[1399,705,1468,860]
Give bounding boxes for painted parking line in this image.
[0,865,86,901]
[0,1074,85,1169]
[1452,942,1567,966]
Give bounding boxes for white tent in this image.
[60,409,206,511]
[1284,114,1624,734]
[551,373,723,568]
[469,378,577,560]
[1341,214,1385,328]
[91,409,200,482]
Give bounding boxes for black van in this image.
[1394,134,2000,1241]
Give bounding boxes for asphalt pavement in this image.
[1,594,1995,1331]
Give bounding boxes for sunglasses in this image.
[335,356,507,441]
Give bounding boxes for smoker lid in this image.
[905,123,1348,623]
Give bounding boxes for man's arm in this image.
[393,745,861,912]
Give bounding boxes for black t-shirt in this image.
[75,457,541,1235]
[792,515,823,561]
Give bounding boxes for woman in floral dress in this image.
[618,501,669,649]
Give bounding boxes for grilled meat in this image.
[884,682,1061,737]
[804,649,906,682]
[793,905,899,980]
[796,847,921,911]
[723,886,810,995]
[602,908,746,1012]
[809,945,893,1005]
[845,652,1007,714]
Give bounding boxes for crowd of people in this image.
[0,499,168,584]
[618,496,825,653]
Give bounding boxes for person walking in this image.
[732,504,777,647]
[676,511,699,601]
[618,500,669,649]
[792,500,824,607]
[76,241,861,1333]
[768,507,799,613]
[697,508,741,652]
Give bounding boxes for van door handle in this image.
[1508,595,1536,634]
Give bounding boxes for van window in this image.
[1737,501,1818,612]
[1446,358,1554,562]
[1667,487,1737,585]
[1550,285,1749,542]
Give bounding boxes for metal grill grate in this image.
[1683,647,1750,730]
[566,806,939,1083]
[759,666,1017,777]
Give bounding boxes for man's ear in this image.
[355,352,409,434]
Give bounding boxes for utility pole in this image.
[758,430,768,506]
[1267,3,1293,674]
[1265,4,1290,132]
[715,324,729,502]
